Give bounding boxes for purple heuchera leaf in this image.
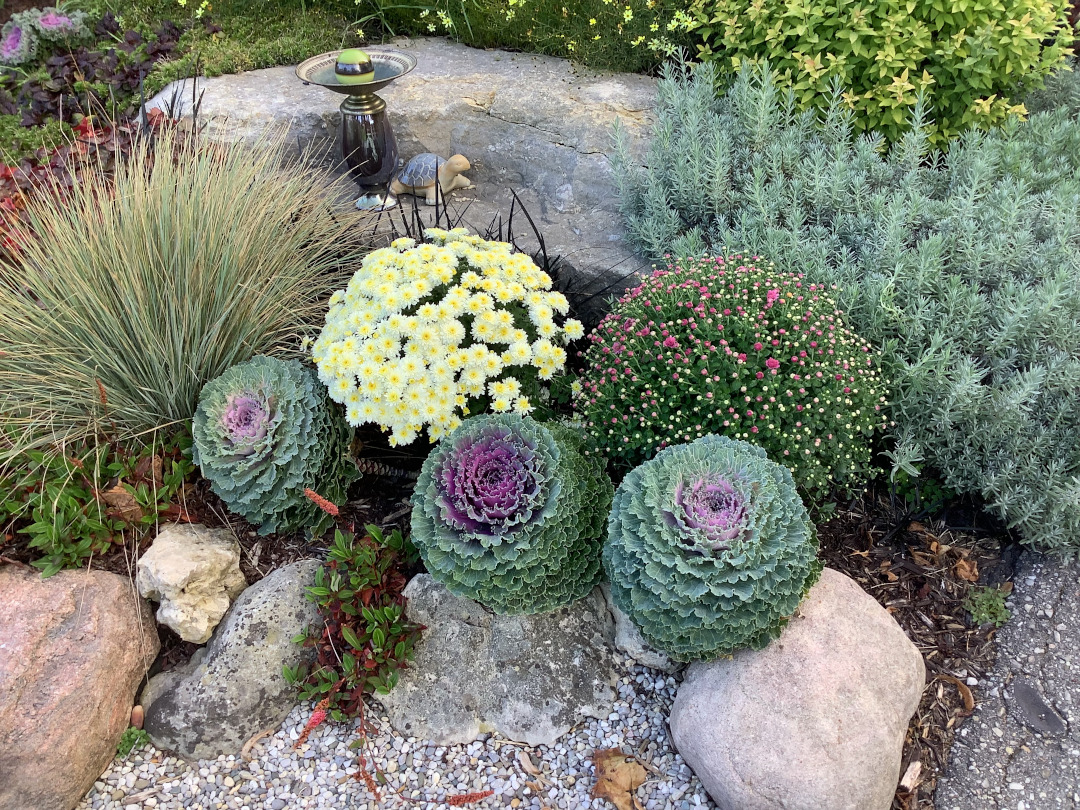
[436,424,544,538]
[221,393,271,451]
[664,475,748,550]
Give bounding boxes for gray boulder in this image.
[142,560,321,760]
[146,38,656,313]
[600,583,680,674]
[669,568,926,810]
[376,574,617,746]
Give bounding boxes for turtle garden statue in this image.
[390,153,473,205]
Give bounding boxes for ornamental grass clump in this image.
[410,413,613,614]
[312,229,584,446]
[192,355,355,535]
[605,434,821,661]
[574,255,887,493]
[0,128,362,458]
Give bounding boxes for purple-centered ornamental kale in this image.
[193,355,355,535]
[605,434,821,661]
[437,423,549,539]
[411,414,612,614]
[667,476,748,550]
[32,8,91,41]
[0,13,40,66]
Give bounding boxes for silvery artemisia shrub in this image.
[410,414,614,614]
[605,434,821,661]
[193,355,355,535]
[613,60,1080,554]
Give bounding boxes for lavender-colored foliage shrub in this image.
[411,414,613,614]
[605,433,821,661]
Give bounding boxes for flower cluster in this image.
[411,414,613,614]
[574,255,888,492]
[192,355,356,535]
[605,434,820,660]
[313,229,583,446]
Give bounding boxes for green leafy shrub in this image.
[573,255,887,493]
[410,413,613,614]
[612,61,1080,553]
[687,0,1074,142]
[1,433,195,576]
[192,355,355,535]
[605,433,820,661]
[285,527,422,718]
[963,586,1010,627]
[0,129,362,458]
[312,229,583,446]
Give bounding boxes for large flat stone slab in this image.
[147,38,656,316]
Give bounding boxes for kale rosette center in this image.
[667,474,749,552]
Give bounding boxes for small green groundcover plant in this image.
[192,355,356,536]
[686,0,1074,142]
[614,61,1080,554]
[574,255,887,494]
[410,413,613,614]
[0,433,194,576]
[116,727,150,757]
[285,527,422,718]
[312,229,584,446]
[964,586,1010,628]
[605,434,821,661]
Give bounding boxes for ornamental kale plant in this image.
[574,256,887,493]
[0,13,40,65]
[613,61,1080,554]
[32,8,91,42]
[192,356,356,535]
[605,434,820,661]
[410,414,613,614]
[312,228,584,446]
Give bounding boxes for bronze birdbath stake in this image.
[296,47,416,210]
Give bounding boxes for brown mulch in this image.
[0,0,39,26]
[817,489,1019,810]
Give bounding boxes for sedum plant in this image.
[686,0,1074,142]
[613,61,1080,555]
[192,355,355,535]
[312,228,584,446]
[410,413,613,614]
[605,434,821,661]
[573,255,887,493]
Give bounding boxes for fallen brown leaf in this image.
[101,485,144,522]
[939,674,976,712]
[954,558,979,582]
[591,749,646,810]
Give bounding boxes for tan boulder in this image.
[136,523,247,644]
[669,567,926,810]
[0,564,159,810]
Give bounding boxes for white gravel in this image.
[78,659,716,810]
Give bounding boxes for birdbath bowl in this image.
[296,48,417,210]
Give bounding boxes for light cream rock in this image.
[669,568,926,810]
[136,523,247,644]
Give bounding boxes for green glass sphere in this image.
[335,49,375,85]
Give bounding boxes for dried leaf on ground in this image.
[954,559,979,582]
[591,749,646,810]
[100,485,144,522]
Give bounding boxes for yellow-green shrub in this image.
[688,0,1074,141]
